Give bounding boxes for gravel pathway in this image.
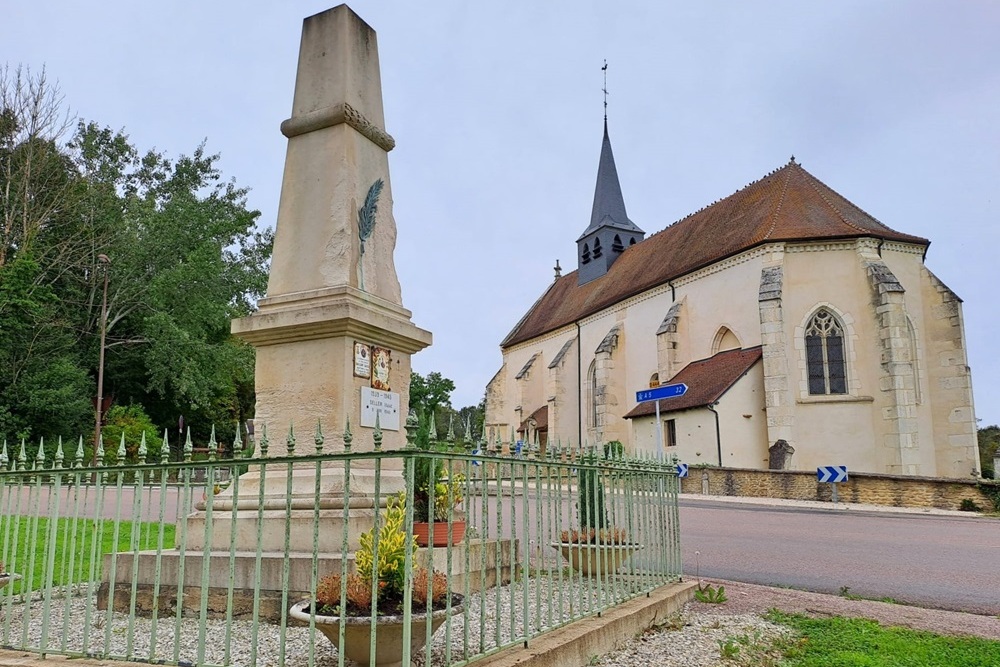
[0,576,654,667]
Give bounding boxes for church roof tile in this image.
[502,161,927,348]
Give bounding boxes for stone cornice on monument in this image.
[280,101,395,151]
[233,286,431,353]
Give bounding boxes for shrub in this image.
[96,405,163,463]
[577,448,608,530]
[959,498,983,512]
[355,493,413,598]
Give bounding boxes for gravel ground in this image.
[0,576,642,667]
[597,578,1000,666]
[1,578,997,666]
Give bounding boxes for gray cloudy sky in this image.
[4,2,998,426]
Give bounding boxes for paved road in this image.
[679,497,1000,615]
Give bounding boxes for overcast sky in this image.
[4,2,998,427]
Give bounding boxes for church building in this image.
[485,120,980,478]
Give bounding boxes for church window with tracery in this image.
[805,309,847,395]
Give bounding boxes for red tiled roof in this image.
[502,161,928,348]
[623,346,762,418]
[517,405,548,433]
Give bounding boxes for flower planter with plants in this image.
[289,494,462,667]
[411,426,467,547]
[555,442,641,576]
[557,528,641,576]
[413,475,466,547]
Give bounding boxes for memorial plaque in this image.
[354,341,371,378]
[360,387,400,430]
[371,346,391,390]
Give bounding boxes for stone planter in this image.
[0,573,20,594]
[289,598,461,667]
[413,521,466,547]
[554,543,640,576]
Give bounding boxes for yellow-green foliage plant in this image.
[354,493,415,600]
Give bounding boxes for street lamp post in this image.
[93,253,110,465]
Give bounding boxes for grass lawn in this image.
[0,516,175,595]
[764,611,1000,667]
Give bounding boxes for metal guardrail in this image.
[0,425,681,667]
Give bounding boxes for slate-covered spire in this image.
[577,119,644,285]
[579,120,643,240]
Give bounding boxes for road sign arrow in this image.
[817,465,848,483]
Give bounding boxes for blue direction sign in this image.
[817,465,848,483]
[675,463,689,478]
[636,383,688,403]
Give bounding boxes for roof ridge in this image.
[799,166,870,235]
[801,167,903,236]
[750,164,792,244]
[650,163,791,238]
[499,279,560,347]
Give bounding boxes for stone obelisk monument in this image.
[233,5,430,449]
[206,4,432,553]
[101,5,432,619]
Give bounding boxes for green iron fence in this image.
[0,421,682,667]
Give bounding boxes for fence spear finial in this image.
[314,419,324,454]
[74,436,85,468]
[373,412,383,451]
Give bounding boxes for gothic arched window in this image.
[612,234,624,253]
[588,360,599,428]
[805,309,847,395]
[582,243,591,264]
[593,238,603,258]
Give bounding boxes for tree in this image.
[0,65,273,448]
[979,425,999,478]
[408,371,455,437]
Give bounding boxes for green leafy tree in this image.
[0,256,91,444]
[408,371,456,447]
[0,65,272,448]
[979,425,999,478]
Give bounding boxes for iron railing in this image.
[0,423,681,667]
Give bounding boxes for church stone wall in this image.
[494,239,977,479]
[920,267,979,477]
[716,361,769,468]
[783,243,885,472]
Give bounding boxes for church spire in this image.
[579,119,642,239]
[576,63,644,286]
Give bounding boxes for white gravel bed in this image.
[596,609,791,667]
[0,575,666,667]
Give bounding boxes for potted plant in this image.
[555,443,641,575]
[289,494,462,666]
[413,471,466,547]
[411,431,467,546]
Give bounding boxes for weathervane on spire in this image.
[602,60,608,121]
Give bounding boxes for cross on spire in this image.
[602,60,608,121]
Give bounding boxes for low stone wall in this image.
[679,466,999,511]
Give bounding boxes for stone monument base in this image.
[99,541,520,622]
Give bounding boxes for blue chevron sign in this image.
[817,465,848,483]
[636,383,688,403]
[675,463,689,478]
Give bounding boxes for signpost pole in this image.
[832,482,838,504]
[655,400,663,461]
